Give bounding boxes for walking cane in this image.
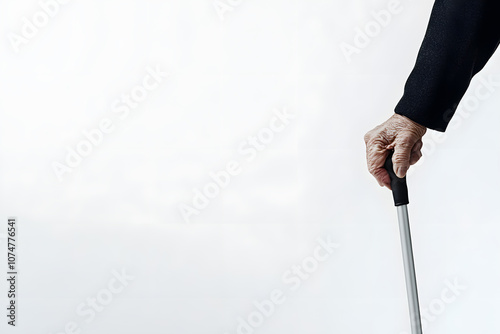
[385,151,423,334]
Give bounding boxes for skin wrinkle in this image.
[364,114,426,189]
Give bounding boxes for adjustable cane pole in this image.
[385,151,423,334]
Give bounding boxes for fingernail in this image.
[395,167,408,178]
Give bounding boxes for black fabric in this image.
[395,0,500,131]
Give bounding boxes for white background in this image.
[1,0,500,333]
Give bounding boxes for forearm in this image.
[395,0,500,131]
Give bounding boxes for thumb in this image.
[392,137,415,178]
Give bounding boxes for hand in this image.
[364,113,427,189]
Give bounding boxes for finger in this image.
[392,136,416,178]
[373,167,391,189]
[366,140,391,189]
[412,139,423,153]
[409,139,423,165]
[409,151,422,166]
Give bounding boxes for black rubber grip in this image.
[384,150,409,206]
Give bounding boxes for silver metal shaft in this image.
[397,204,423,334]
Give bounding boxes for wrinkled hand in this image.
[364,114,427,189]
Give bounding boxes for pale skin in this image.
[364,114,427,189]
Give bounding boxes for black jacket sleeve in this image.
[395,0,500,131]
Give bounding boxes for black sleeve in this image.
[394,0,500,132]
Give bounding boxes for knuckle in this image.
[393,154,409,165]
[363,132,371,143]
[367,136,386,149]
[396,138,413,148]
[372,169,384,178]
[367,165,376,175]
[367,163,379,176]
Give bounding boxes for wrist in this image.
[392,113,427,133]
